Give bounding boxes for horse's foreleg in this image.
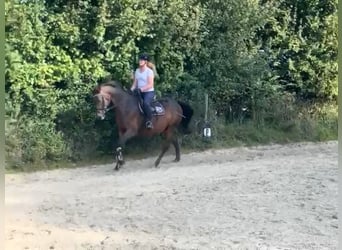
[114,146,124,170]
[114,129,136,171]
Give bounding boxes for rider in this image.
[130,53,155,129]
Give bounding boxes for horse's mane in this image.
[93,80,124,94]
[101,80,122,88]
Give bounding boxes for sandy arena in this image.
[5,141,338,249]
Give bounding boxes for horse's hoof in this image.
[173,158,180,162]
[154,161,160,168]
[114,163,120,171]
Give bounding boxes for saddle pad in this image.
[137,101,165,116]
[151,101,165,116]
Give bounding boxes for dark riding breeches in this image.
[141,91,155,120]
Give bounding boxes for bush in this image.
[5,117,70,169]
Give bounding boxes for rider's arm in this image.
[130,74,137,91]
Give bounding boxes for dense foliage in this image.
[5,0,337,169]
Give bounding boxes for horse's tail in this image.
[177,101,194,134]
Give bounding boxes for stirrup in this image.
[146,121,153,129]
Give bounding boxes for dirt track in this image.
[5,141,338,250]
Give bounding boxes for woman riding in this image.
[130,53,156,129]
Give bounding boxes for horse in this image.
[92,80,194,170]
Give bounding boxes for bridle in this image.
[93,93,115,113]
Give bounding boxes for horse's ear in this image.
[93,85,101,94]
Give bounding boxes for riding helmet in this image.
[139,53,150,61]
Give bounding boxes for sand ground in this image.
[5,141,338,250]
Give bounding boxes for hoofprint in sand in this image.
[5,141,338,249]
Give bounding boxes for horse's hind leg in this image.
[155,128,174,167]
[155,140,171,168]
[172,136,180,162]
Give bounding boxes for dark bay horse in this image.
[92,81,194,170]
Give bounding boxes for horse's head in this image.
[92,85,113,120]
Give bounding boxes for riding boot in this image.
[145,110,153,129]
[141,91,155,129]
[143,104,153,129]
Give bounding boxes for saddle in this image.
[134,89,165,116]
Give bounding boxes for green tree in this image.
[258,0,337,101]
[193,0,271,121]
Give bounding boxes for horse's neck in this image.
[110,89,138,114]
